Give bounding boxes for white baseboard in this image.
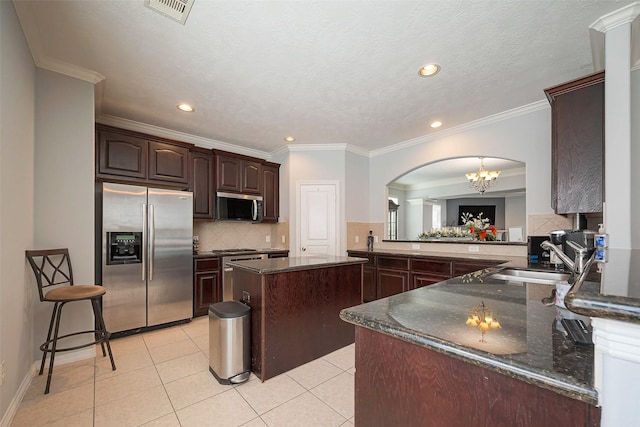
[0,346,97,427]
[0,364,34,427]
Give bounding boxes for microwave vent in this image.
[145,0,194,25]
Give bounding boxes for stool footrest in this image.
[39,329,111,353]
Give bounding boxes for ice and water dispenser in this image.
[106,232,142,265]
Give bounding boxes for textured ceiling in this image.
[13,0,635,155]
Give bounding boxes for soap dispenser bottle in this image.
[367,230,374,251]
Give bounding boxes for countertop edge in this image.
[339,309,598,405]
[566,291,640,323]
[230,257,367,274]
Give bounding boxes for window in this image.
[388,198,399,239]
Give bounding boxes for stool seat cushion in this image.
[45,285,106,301]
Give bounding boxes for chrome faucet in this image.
[541,240,590,275]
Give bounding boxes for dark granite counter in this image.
[348,247,523,264]
[341,269,597,404]
[228,255,366,274]
[193,248,289,259]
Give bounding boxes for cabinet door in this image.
[216,155,241,192]
[190,150,214,219]
[412,273,447,289]
[148,141,189,185]
[362,266,377,302]
[194,271,221,317]
[545,72,604,214]
[97,131,147,180]
[377,268,409,299]
[242,160,262,194]
[262,164,280,223]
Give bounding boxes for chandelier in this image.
[465,301,501,343]
[465,157,500,195]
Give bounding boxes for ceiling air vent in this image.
[145,0,195,25]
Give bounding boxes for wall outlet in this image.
[374,236,379,243]
[242,291,251,304]
[0,360,5,386]
[281,235,286,244]
[265,235,271,243]
[355,236,359,243]
[412,243,420,250]
[468,245,480,252]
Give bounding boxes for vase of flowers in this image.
[461,212,497,241]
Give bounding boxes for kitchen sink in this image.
[487,268,570,285]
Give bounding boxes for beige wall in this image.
[194,221,289,252]
[33,69,96,360]
[0,1,36,421]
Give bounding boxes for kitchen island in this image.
[340,265,601,426]
[230,255,366,381]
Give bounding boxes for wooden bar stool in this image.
[25,248,116,394]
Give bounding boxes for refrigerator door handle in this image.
[142,203,147,282]
[149,204,154,281]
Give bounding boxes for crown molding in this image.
[369,100,549,158]
[287,143,348,152]
[14,1,104,84]
[96,114,271,159]
[590,2,640,33]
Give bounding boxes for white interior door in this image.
[299,183,338,256]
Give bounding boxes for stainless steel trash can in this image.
[208,301,251,384]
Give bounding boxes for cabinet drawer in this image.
[195,258,220,271]
[377,256,409,271]
[410,258,451,276]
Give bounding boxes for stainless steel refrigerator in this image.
[100,182,193,334]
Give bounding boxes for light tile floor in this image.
[11,316,356,427]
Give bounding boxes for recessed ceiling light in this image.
[177,103,194,112]
[418,64,441,77]
[430,121,443,128]
[284,136,295,142]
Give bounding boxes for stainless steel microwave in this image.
[215,192,263,222]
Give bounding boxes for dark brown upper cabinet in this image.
[214,151,262,195]
[96,124,192,187]
[261,162,280,223]
[189,148,215,220]
[544,72,605,214]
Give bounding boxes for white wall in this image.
[0,1,36,420]
[345,150,369,222]
[505,195,526,231]
[631,69,639,248]
[33,69,95,359]
[369,106,553,225]
[288,149,346,255]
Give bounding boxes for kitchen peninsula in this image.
[229,255,366,381]
[340,263,601,426]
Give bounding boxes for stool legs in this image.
[91,299,116,371]
[44,302,66,394]
[38,299,116,394]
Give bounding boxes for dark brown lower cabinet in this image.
[193,257,221,317]
[377,268,409,298]
[233,263,361,381]
[354,326,600,427]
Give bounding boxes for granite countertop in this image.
[228,255,367,274]
[347,248,525,264]
[340,268,598,404]
[193,248,289,258]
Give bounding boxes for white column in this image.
[592,318,640,426]
[590,6,637,249]
[589,6,640,426]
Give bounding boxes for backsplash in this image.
[194,221,289,252]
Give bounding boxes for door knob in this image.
[301,247,307,251]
